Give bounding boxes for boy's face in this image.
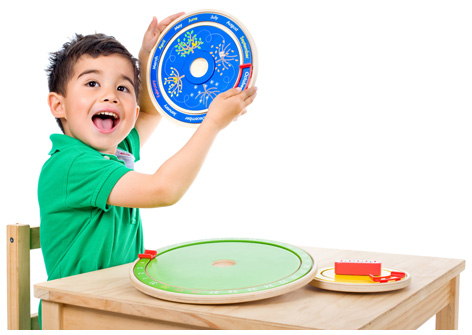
[50,54,139,154]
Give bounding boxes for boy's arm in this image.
[135,13,184,146]
[108,86,257,208]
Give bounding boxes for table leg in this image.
[435,275,460,330]
[42,301,63,330]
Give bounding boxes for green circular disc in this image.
[131,238,317,303]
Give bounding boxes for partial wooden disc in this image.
[310,267,411,293]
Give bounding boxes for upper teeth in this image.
[96,112,118,118]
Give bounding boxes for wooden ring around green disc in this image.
[130,238,317,304]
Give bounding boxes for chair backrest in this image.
[7,224,41,330]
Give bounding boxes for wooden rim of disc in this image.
[129,238,317,304]
[146,9,258,128]
[310,266,411,293]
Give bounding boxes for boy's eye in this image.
[117,86,130,93]
[86,81,99,88]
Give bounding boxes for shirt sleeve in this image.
[65,153,132,211]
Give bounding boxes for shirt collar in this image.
[48,134,135,169]
[48,134,91,155]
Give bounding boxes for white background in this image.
[1,0,471,332]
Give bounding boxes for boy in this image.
[38,14,257,327]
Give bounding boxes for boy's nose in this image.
[103,98,118,103]
[101,87,119,103]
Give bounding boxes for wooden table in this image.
[34,247,465,330]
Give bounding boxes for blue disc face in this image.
[148,12,255,126]
[161,25,240,111]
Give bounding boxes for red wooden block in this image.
[335,260,382,276]
[144,249,157,256]
[138,249,158,260]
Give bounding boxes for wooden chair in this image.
[7,224,41,330]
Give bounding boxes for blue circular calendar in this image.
[147,10,257,127]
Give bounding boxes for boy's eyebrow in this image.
[77,69,135,86]
[77,69,101,79]
[121,75,135,87]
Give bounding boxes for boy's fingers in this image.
[158,12,185,31]
[221,87,243,99]
[146,16,157,33]
[141,13,184,57]
[241,86,258,101]
[140,17,159,55]
[141,17,169,57]
[240,87,258,107]
[222,86,258,100]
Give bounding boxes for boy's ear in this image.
[136,106,140,118]
[48,92,66,118]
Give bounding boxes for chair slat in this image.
[30,226,41,250]
[7,224,34,330]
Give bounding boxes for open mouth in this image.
[92,111,120,133]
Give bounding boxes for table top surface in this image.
[34,246,465,330]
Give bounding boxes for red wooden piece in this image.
[138,249,158,260]
[335,260,382,276]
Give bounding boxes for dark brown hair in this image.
[46,33,141,132]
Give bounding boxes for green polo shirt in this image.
[38,129,144,327]
[39,128,144,280]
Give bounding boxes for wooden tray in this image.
[310,267,411,293]
[130,238,317,304]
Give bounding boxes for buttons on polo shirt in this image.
[102,154,127,166]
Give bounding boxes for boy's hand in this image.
[204,86,258,131]
[139,12,185,60]
[136,12,184,145]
